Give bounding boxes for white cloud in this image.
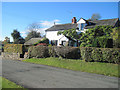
[38,19,61,35]
[40,19,61,28]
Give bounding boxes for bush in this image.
[80,47,120,64]
[48,45,57,57]
[49,46,80,59]
[80,47,93,62]
[28,46,49,58]
[40,38,49,44]
[34,38,49,46]
[91,48,103,62]
[4,44,23,54]
[102,48,120,64]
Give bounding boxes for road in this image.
[2,58,118,88]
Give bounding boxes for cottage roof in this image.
[45,18,119,31]
[85,18,119,29]
[45,23,77,31]
[24,38,43,45]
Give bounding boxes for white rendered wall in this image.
[46,30,68,46]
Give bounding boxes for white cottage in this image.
[45,17,119,46]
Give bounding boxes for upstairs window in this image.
[81,23,84,30]
[78,23,85,30]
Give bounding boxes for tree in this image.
[27,22,41,31]
[91,13,101,21]
[2,37,10,45]
[25,23,41,41]
[57,29,82,46]
[11,29,25,44]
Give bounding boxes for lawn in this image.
[0,77,26,89]
[23,57,119,77]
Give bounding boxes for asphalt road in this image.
[2,58,118,88]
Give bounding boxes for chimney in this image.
[72,17,77,24]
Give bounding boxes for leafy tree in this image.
[5,37,10,43]
[91,13,101,21]
[57,29,82,46]
[11,29,25,44]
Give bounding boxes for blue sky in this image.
[2,2,118,42]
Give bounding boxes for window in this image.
[51,40,58,46]
[62,41,66,46]
[81,23,84,30]
[78,23,85,30]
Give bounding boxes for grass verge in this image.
[0,77,26,89]
[23,57,119,77]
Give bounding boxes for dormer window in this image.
[81,23,84,30]
[77,18,88,30]
[78,23,85,30]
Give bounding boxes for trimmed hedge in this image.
[80,47,120,64]
[28,46,80,59]
[4,44,23,54]
[49,46,80,59]
[28,46,49,58]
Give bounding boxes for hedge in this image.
[49,46,80,59]
[80,47,120,64]
[28,46,49,58]
[28,46,80,59]
[4,44,23,54]
[27,46,120,64]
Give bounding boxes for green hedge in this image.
[49,46,80,59]
[28,46,80,59]
[4,44,23,54]
[80,47,120,64]
[28,46,49,58]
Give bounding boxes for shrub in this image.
[102,48,120,64]
[80,47,120,64]
[49,46,80,59]
[80,47,93,62]
[34,38,49,46]
[48,45,57,57]
[28,46,49,58]
[91,48,103,62]
[40,38,49,44]
[4,44,23,54]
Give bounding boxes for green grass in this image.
[23,57,119,77]
[0,77,26,89]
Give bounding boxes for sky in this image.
[1,2,119,42]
